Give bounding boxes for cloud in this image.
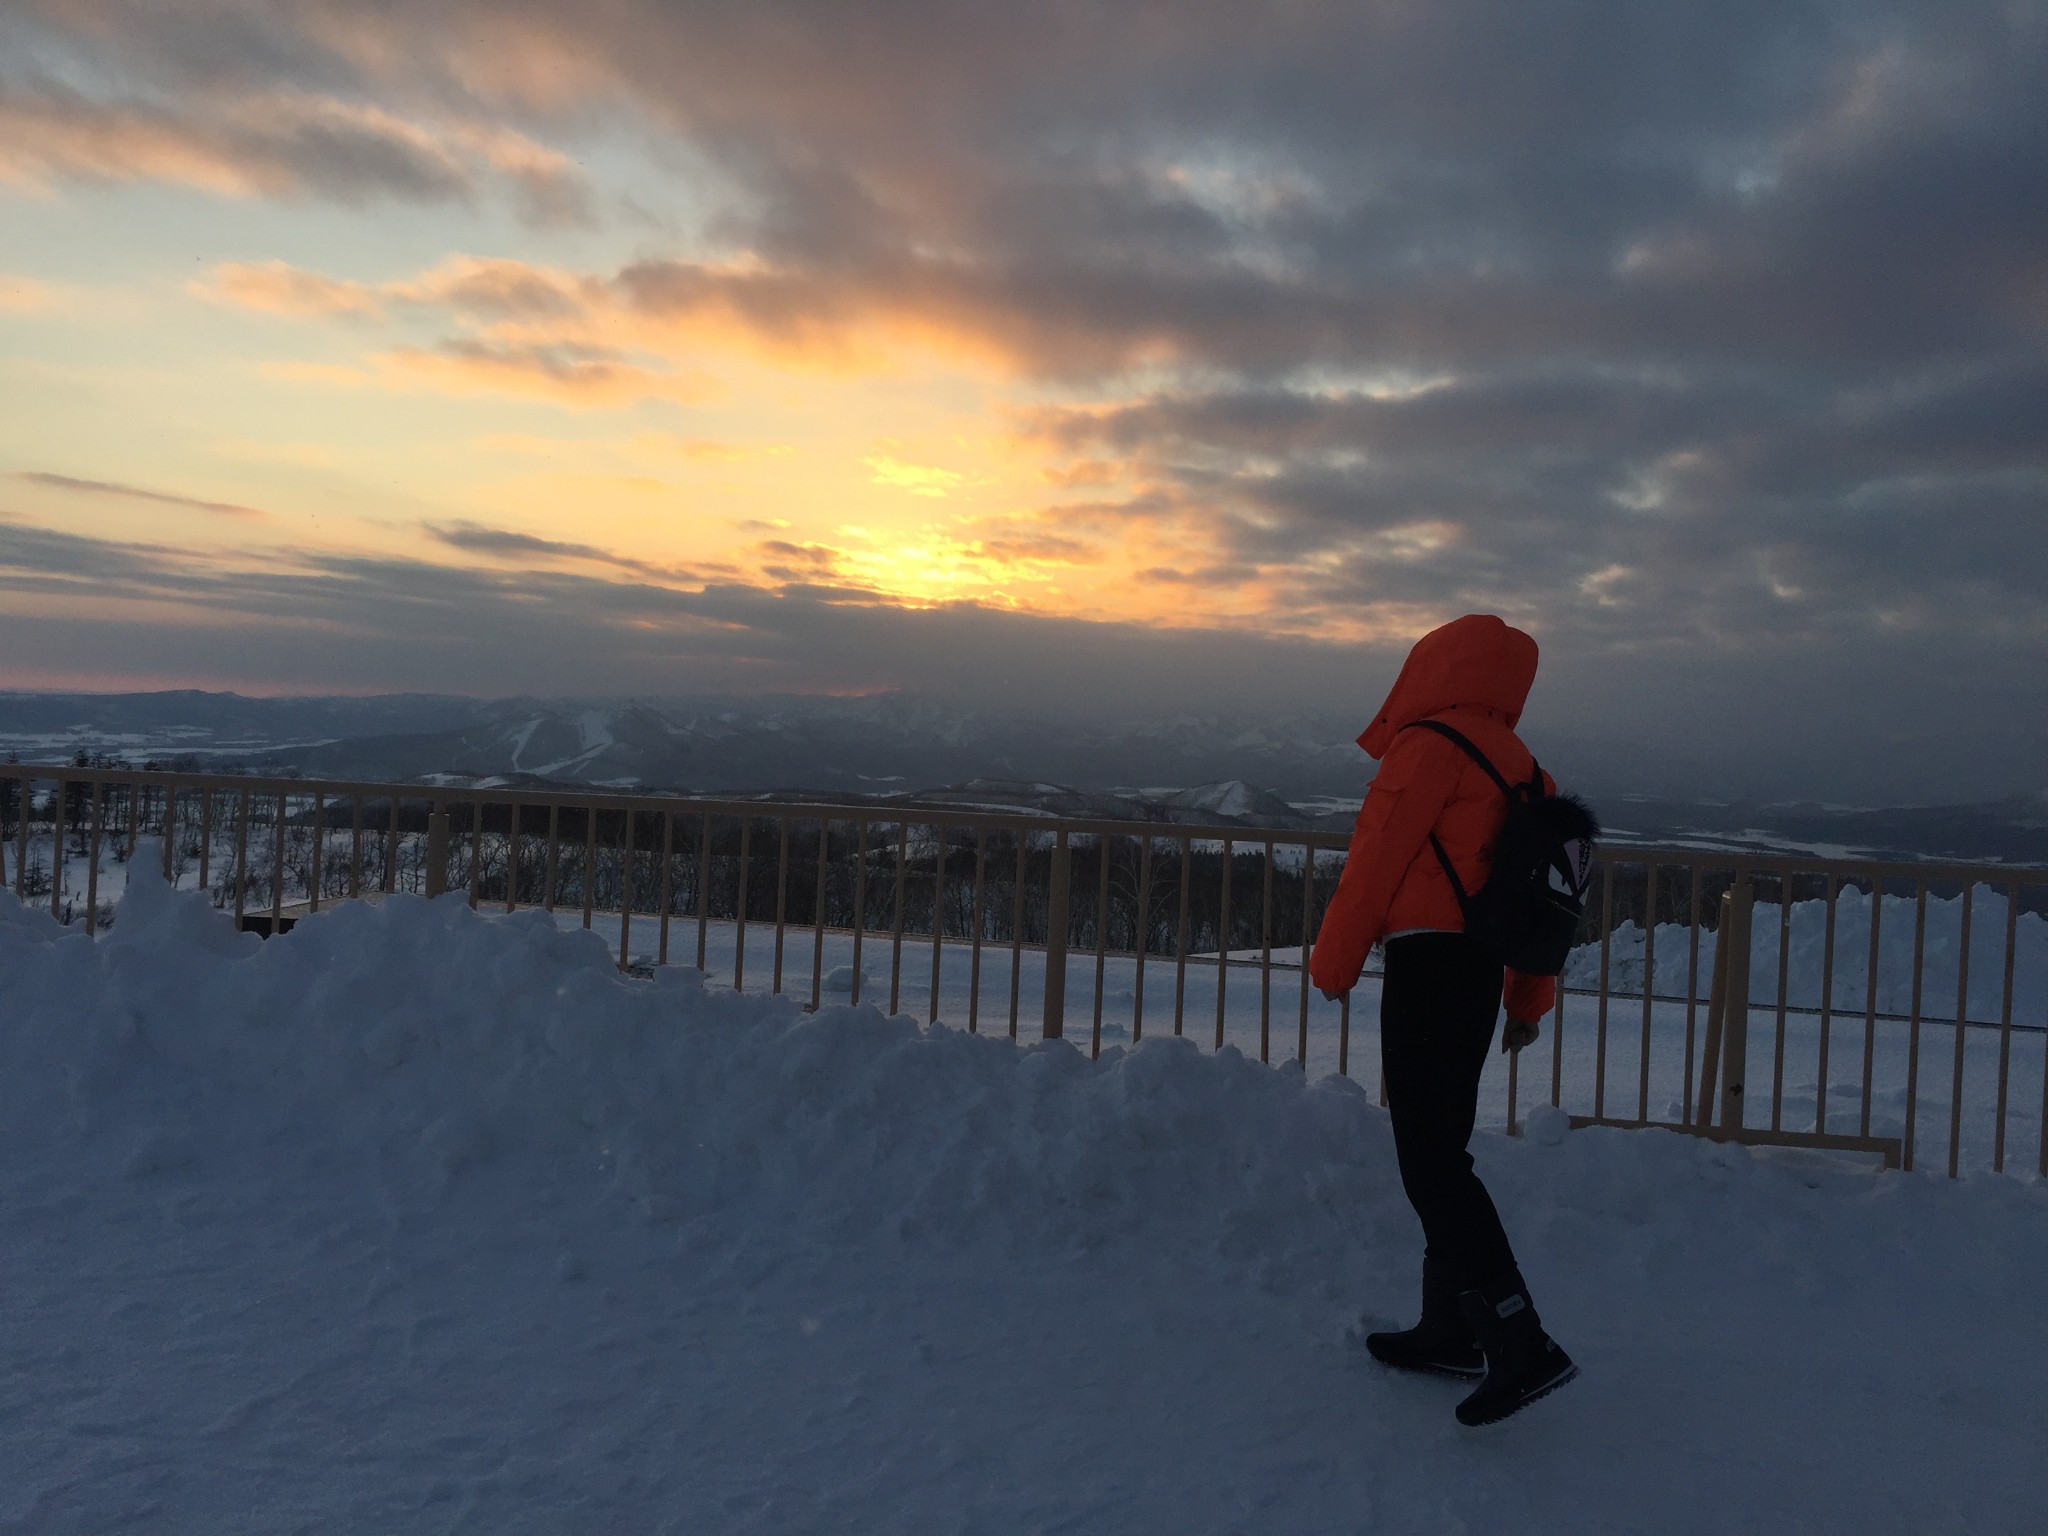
[17,471,271,520]
[0,82,590,224]
[198,260,384,319]
[5,1,2047,790]
[423,519,710,581]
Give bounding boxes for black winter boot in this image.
[1364,1255,1484,1379]
[1454,1272,1577,1426]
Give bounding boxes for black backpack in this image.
[1402,719,1600,977]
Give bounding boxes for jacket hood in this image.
[1358,614,1539,760]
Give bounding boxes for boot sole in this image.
[1370,1355,1486,1381]
[1456,1361,1580,1427]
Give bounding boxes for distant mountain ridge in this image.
[5,689,2047,862]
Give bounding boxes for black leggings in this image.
[1380,932,1518,1289]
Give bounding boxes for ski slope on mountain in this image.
[2,858,2043,1533]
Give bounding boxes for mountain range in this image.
[4,690,2046,863]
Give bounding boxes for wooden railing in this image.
[5,762,2045,1178]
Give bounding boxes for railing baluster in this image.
[1092,832,1111,1058]
[85,781,104,931]
[350,794,364,898]
[505,802,519,914]
[928,822,946,1025]
[1043,829,1070,1041]
[735,814,752,992]
[1771,866,1794,1132]
[1507,1037,1521,1135]
[379,795,397,896]
[1861,877,1883,1139]
[232,785,251,927]
[2039,972,2048,1179]
[16,772,33,896]
[1007,833,1026,1039]
[310,792,324,912]
[1134,835,1152,1046]
[270,789,286,933]
[967,826,987,1033]
[1696,893,1732,1129]
[811,819,830,1009]
[580,806,598,931]
[1258,840,1275,1065]
[850,818,868,1009]
[1638,863,1656,1124]
[162,782,177,885]
[696,812,713,974]
[1903,880,1928,1171]
[1295,844,1314,1065]
[1993,880,2017,1172]
[1174,836,1191,1038]
[1816,874,1839,1133]
[1683,863,1702,1122]
[888,820,906,1014]
[199,784,214,894]
[1550,944,1566,1109]
[1215,838,1232,1052]
[52,777,66,920]
[658,811,675,966]
[464,800,481,909]
[1947,884,1973,1178]
[1338,990,1351,1078]
[544,803,560,912]
[619,808,636,971]
[1594,857,1613,1118]
[776,815,792,998]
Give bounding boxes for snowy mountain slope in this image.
[2,860,2043,1532]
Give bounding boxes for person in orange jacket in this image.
[1310,613,1577,1426]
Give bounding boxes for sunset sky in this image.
[2,2,2044,794]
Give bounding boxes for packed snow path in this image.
[2,860,2042,1533]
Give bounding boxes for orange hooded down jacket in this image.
[1308,614,1556,1024]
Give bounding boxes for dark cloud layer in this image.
[5,2,2046,796]
[19,471,271,520]
[6,515,2047,803]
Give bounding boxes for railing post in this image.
[425,799,451,898]
[1720,872,1754,1132]
[1695,891,1731,1129]
[1042,827,1071,1040]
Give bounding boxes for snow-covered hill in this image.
[2,859,2042,1531]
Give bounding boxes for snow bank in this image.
[2,852,1390,1274]
[4,852,2044,1533]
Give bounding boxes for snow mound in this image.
[2,851,1388,1273]
[4,849,2045,1533]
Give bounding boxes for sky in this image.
[0,1,2044,801]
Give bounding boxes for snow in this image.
[3,854,2045,1531]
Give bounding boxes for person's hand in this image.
[1502,1015,1540,1054]
[1319,987,1348,1004]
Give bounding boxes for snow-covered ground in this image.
[3,855,2045,1532]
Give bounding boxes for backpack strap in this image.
[1399,718,1528,924]
[1427,831,1473,918]
[1402,718,1517,799]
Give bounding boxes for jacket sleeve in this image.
[1504,968,1555,1024]
[1501,765,1561,1022]
[1308,733,1461,996]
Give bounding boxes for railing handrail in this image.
[6,761,2047,886]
